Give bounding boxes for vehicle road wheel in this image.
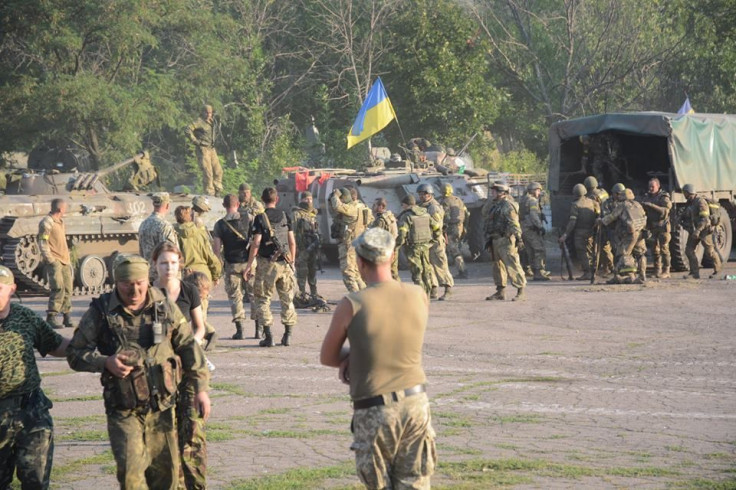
[78,255,108,289]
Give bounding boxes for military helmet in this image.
[527,182,542,192]
[416,183,434,194]
[573,183,587,197]
[682,183,696,194]
[442,183,453,196]
[192,195,211,213]
[611,183,626,194]
[446,147,456,156]
[583,176,598,191]
[339,187,352,203]
[492,182,510,193]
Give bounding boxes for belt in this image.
[353,384,425,410]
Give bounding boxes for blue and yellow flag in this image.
[347,77,396,149]
[677,97,694,115]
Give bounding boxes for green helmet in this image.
[442,183,453,196]
[682,183,696,194]
[527,182,542,192]
[573,183,587,197]
[416,183,434,194]
[583,176,598,191]
[611,183,626,194]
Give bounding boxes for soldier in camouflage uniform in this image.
[187,104,223,196]
[139,192,179,281]
[329,188,366,293]
[191,195,212,238]
[585,176,614,275]
[484,183,527,301]
[292,191,321,299]
[439,183,469,279]
[417,183,454,300]
[519,182,551,281]
[371,197,400,281]
[681,184,722,279]
[0,265,69,489]
[67,255,211,489]
[396,195,435,295]
[238,183,265,309]
[321,228,436,490]
[598,185,647,284]
[640,177,673,278]
[559,184,600,280]
[38,198,74,329]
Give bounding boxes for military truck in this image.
[548,112,736,270]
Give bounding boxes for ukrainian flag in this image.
[347,77,396,149]
[677,97,694,115]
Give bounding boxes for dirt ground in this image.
[25,249,736,489]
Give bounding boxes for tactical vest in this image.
[334,202,359,242]
[443,195,465,225]
[218,214,250,264]
[407,208,432,245]
[486,199,514,238]
[621,201,647,234]
[641,191,671,230]
[263,210,290,255]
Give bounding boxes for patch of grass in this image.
[440,445,483,456]
[227,461,355,489]
[56,415,106,428]
[52,450,115,480]
[463,394,481,401]
[495,443,519,450]
[492,414,543,424]
[705,452,732,460]
[547,434,568,440]
[666,445,688,452]
[258,407,290,415]
[499,376,565,383]
[51,394,103,402]
[41,369,75,377]
[672,479,736,489]
[210,382,249,396]
[57,430,108,442]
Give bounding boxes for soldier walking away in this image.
[213,194,257,340]
[38,198,74,329]
[519,182,551,281]
[67,254,211,489]
[244,188,298,347]
[371,197,400,281]
[559,184,600,280]
[680,184,722,279]
[439,183,469,279]
[139,192,179,281]
[292,191,321,300]
[417,183,454,300]
[640,178,673,278]
[396,195,435,295]
[329,187,366,293]
[187,104,223,196]
[484,182,527,301]
[598,185,647,284]
[0,265,69,489]
[238,183,265,311]
[320,228,437,489]
[584,176,614,275]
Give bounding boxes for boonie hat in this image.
[352,228,395,264]
[152,192,171,206]
[0,266,15,286]
[192,195,211,212]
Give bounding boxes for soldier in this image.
[349,187,374,234]
[519,182,551,281]
[0,265,69,489]
[238,183,264,310]
[320,228,436,489]
[559,184,600,280]
[244,187,298,347]
[292,191,321,299]
[139,192,179,281]
[67,255,211,489]
[439,183,469,279]
[38,198,74,329]
[484,182,527,301]
[585,176,614,275]
[371,197,400,281]
[417,183,454,300]
[329,187,366,293]
[191,195,212,235]
[640,177,673,278]
[680,184,722,279]
[187,104,223,196]
[597,185,647,284]
[396,195,435,295]
[213,194,257,340]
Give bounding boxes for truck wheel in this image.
[670,222,702,272]
[703,206,732,267]
[467,208,489,261]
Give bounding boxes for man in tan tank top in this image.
[321,228,436,489]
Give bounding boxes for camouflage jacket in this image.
[175,222,222,281]
[519,193,543,230]
[440,195,468,233]
[238,198,265,223]
[485,197,521,240]
[564,196,599,236]
[138,213,178,262]
[601,199,646,236]
[371,210,398,240]
[683,196,711,235]
[397,206,435,248]
[640,190,672,231]
[187,117,215,148]
[292,206,319,251]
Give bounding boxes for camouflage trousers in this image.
[615,232,646,276]
[223,261,255,324]
[107,406,179,489]
[338,240,366,293]
[0,390,54,489]
[404,244,434,295]
[254,256,297,328]
[445,232,465,274]
[686,230,721,275]
[296,249,318,295]
[177,390,207,490]
[573,229,595,274]
[521,226,547,272]
[428,237,454,288]
[648,229,671,271]
[46,261,73,314]
[598,230,615,273]
[351,392,436,490]
[195,146,223,195]
[489,236,527,289]
[390,248,400,282]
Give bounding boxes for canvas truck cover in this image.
[548,112,736,192]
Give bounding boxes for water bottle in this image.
[726,275,736,281]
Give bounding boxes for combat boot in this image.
[652,257,662,278]
[661,256,671,278]
[485,288,506,301]
[512,287,526,302]
[430,286,439,300]
[606,274,621,285]
[576,272,592,281]
[281,325,293,346]
[46,313,63,330]
[684,272,700,280]
[203,331,218,351]
[660,267,671,279]
[259,326,275,347]
[438,286,452,301]
[533,270,550,281]
[62,313,76,329]
[232,321,244,340]
[254,320,264,339]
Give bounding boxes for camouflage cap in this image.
[0,266,15,286]
[192,195,211,212]
[352,228,395,264]
[239,183,251,192]
[113,254,150,281]
[152,192,171,206]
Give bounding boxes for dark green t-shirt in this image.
[0,303,62,399]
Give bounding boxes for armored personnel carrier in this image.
[0,151,217,295]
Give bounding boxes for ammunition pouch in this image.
[101,356,181,412]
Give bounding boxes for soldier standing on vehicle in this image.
[417,183,454,300]
[293,191,321,299]
[67,254,211,489]
[439,183,469,279]
[139,192,179,280]
[680,184,722,279]
[640,177,673,278]
[396,195,435,295]
[244,188,298,347]
[598,185,647,284]
[0,265,70,489]
[38,198,74,329]
[371,197,400,281]
[187,104,223,197]
[484,183,527,301]
[585,176,614,276]
[519,182,551,281]
[329,187,366,293]
[559,184,600,280]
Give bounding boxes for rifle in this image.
[306,232,323,273]
[559,234,574,280]
[261,212,296,273]
[590,224,603,284]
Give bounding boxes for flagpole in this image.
[393,114,407,147]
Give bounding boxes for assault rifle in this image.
[262,212,296,273]
[305,231,324,273]
[559,233,574,280]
